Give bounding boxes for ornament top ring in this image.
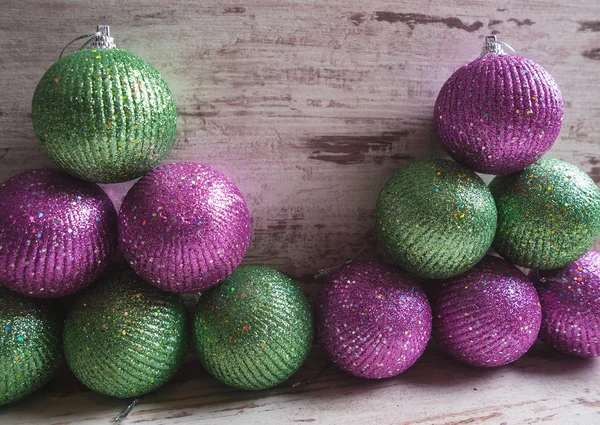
[32,25,177,183]
[435,35,564,175]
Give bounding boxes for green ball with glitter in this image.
[63,270,189,398]
[194,266,314,390]
[375,158,497,279]
[0,287,63,406]
[31,28,177,183]
[490,158,600,269]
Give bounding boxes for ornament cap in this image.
[90,25,116,49]
[482,35,515,55]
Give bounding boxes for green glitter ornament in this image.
[194,266,314,390]
[0,287,62,406]
[63,270,189,398]
[375,159,497,279]
[490,158,600,269]
[32,26,177,183]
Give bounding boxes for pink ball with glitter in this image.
[531,250,600,357]
[316,262,432,379]
[435,52,563,174]
[0,169,118,297]
[119,162,251,293]
[432,256,541,367]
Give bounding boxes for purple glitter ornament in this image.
[0,169,117,297]
[316,262,432,379]
[531,250,600,357]
[432,256,541,367]
[119,162,251,293]
[435,38,563,175]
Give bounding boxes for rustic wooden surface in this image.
[1,0,600,424]
[1,342,600,425]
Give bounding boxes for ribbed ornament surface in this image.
[531,250,600,357]
[316,262,432,379]
[432,256,541,367]
[119,162,251,293]
[63,270,189,398]
[32,48,177,183]
[435,53,563,175]
[194,266,313,390]
[0,169,118,297]
[490,158,600,270]
[0,287,62,406]
[375,159,497,279]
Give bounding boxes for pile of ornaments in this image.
[316,36,600,378]
[0,27,312,406]
[0,28,598,409]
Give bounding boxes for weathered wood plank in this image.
[0,342,599,425]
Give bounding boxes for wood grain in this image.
[1,0,600,423]
[1,342,599,425]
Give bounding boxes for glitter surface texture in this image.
[0,287,63,406]
[0,169,118,297]
[63,270,189,398]
[32,48,177,183]
[316,262,432,379]
[119,162,252,293]
[531,250,600,357]
[375,159,497,279]
[435,53,563,175]
[194,266,313,390]
[432,256,541,367]
[490,158,600,270]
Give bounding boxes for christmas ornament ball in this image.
[0,287,63,406]
[0,168,118,298]
[63,270,189,398]
[490,158,600,270]
[119,162,251,293]
[432,256,541,367]
[531,250,600,357]
[435,49,563,174]
[32,46,177,183]
[316,262,432,379]
[194,266,313,390]
[375,158,497,279]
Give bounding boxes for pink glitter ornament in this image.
[119,162,251,293]
[435,36,563,175]
[531,250,600,357]
[432,256,541,367]
[0,169,117,297]
[316,262,432,379]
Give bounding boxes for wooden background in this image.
[1,0,599,423]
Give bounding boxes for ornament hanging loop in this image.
[482,35,516,55]
[59,25,116,59]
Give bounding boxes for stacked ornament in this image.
[315,35,600,380]
[0,25,314,406]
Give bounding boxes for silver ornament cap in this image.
[89,25,116,49]
[482,35,515,55]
